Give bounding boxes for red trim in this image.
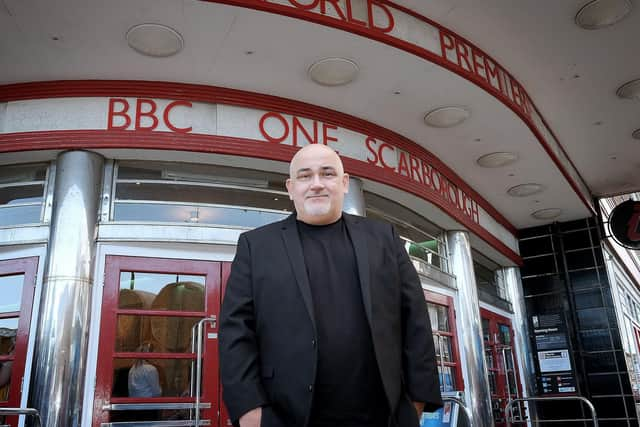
[199,0,595,216]
[0,80,513,234]
[424,291,464,390]
[0,257,39,426]
[0,125,522,264]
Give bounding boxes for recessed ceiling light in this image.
[126,23,184,57]
[308,57,359,86]
[616,79,640,100]
[575,0,632,29]
[531,208,562,220]
[476,152,519,168]
[424,106,470,128]
[632,128,640,139]
[507,183,545,197]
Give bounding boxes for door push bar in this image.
[0,408,42,427]
[505,396,598,427]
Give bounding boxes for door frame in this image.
[0,256,39,427]
[84,243,236,427]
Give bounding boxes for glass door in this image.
[481,309,523,427]
[0,257,38,427]
[93,256,223,427]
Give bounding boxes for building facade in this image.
[1,1,639,427]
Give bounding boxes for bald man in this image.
[219,145,442,427]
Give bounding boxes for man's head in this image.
[286,144,349,225]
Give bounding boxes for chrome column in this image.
[500,267,537,422]
[343,176,365,216]
[30,151,104,427]
[446,230,493,427]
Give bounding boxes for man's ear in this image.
[342,173,350,193]
[285,178,293,200]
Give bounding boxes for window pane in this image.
[119,273,205,312]
[437,366,456,392]
[433,335,453,363]
[0,318,19,356]
[0,184,44,206]
[112,358,194,398]
[0,164,47,184]
[0,274,24,313]
[114,202,288,227]
[0,204,42,226]
[116,315,201,353]
[498,324,512,346]
[427,303,449,332]
[116,183,290,211]
[117,161,286,192]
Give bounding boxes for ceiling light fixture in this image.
[308,58,359,86]
[575,0,632,29]
[424,106,470,128]
[632,128,640,140]
[476,152,519,168]
[126,23,184,57]
[507,183,545,197]
[531,208,562,220]
[617,79,640,100]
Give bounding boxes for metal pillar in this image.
[446,230,493,427]
[343,176,365,216]
[30,151,104,427]
[501,268,537,394]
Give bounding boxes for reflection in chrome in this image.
[343,177,365,216]
[501,266,537,421]
[30,151,104,427]
[447,230,493,427]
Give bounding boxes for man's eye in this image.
[321,171,337,178]
[297,174,311,181]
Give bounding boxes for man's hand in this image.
[239,407,262,427]
[413,401,425,418]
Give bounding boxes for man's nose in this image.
[310,174,324,188]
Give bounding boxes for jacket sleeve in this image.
[219,233,269,423]
[394,226,443,412]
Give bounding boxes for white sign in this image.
[538,349,572,373]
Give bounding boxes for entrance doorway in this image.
[93,255,232,427]
[481,308,523,427]
[0,257,38,427]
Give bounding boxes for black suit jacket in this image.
[219,213,442,427]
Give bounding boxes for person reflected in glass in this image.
[0,337,15,401]
[128,342,162,398]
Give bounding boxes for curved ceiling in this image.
[1,0,637,230]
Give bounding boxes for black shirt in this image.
[297,217,389,427]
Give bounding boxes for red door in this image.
[93,256,231,427]
[481,309,523,427]
[0,257,38,427]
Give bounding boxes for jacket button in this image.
[311,339,316,347]
[308,385,313,392]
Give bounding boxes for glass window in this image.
[365,192,446,272]
[0,163,48,226]
[111,161,291,227]
[119,272,205,312]
[0,274,24,313]
[427,300,459,392]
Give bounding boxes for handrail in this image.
[442,397,472,426]
[505,396,598,427]
[0,407,42,427]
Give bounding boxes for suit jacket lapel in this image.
[344,214,373,326]
[280,214,316,329]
